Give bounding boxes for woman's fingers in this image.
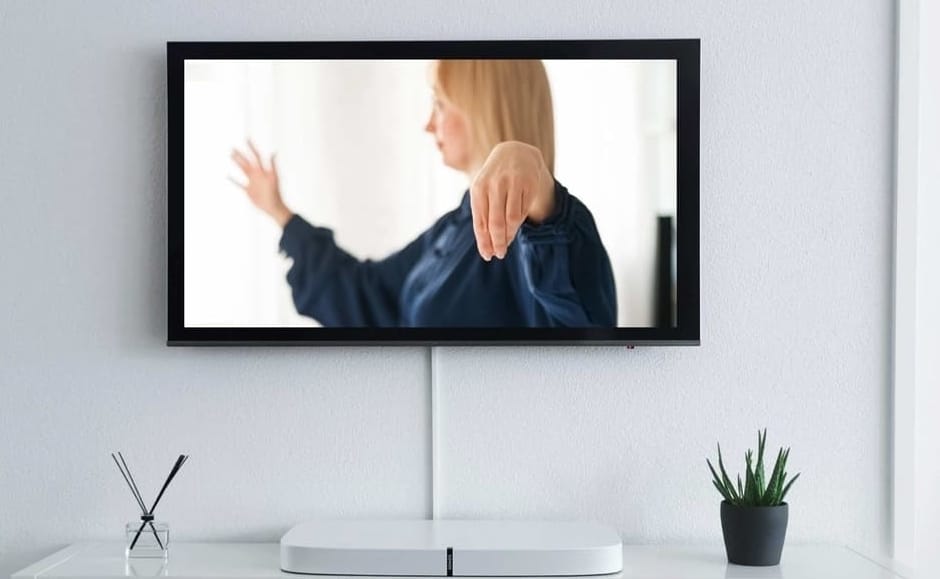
[470,181,494,261]
[471,178,526,261]
[246,139,266,171]
[231,149,253,174]
[504,182,528,250]
[232,142,275,177]
[471,177,535,261]
[488,179,509,258]
[269,154,279,182]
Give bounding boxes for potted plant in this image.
[706,429,800,566]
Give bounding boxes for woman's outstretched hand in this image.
[470,141,555,261]
[230,140,294,228]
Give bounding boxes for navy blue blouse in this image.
[278,179,617,327]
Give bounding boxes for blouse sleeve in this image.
[277,215,427,326]
[513,180,618,327]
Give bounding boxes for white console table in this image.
[12,542,905,579]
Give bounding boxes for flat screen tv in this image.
[167,39,699,345]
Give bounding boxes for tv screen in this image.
[167,40,699,345]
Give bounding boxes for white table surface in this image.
[11,542,906,579]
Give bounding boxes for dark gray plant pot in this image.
[720,501,788,566]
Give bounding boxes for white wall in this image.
[0,1,895,577]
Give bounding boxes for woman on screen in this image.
[230,59,616,327]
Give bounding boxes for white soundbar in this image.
[280,520,623,577]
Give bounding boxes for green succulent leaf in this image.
[706,458,723,488]
[780,472,801,502]
[763,448,785,505]
[776,449,791,504]
[717,444,739,502]
[713,479,733,503]
[744,450,758,506]
[755,429,767,501]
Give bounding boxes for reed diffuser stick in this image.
[128,453,189,550]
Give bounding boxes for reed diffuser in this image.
[112,452,189,559]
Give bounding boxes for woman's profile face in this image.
[424,87,476,173]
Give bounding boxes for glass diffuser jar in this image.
[125,518,169,559]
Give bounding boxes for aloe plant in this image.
[706,429,800,507]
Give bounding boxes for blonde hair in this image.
[432,59,555,173]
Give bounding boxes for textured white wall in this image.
[0,1,895,577]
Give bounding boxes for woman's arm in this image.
[467,142,616,326]
[230,140,423,326]
[513,180,618,327]
[278,216,427,326]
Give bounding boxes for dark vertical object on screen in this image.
[654,215,676,328]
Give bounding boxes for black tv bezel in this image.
[167,39,700,346]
